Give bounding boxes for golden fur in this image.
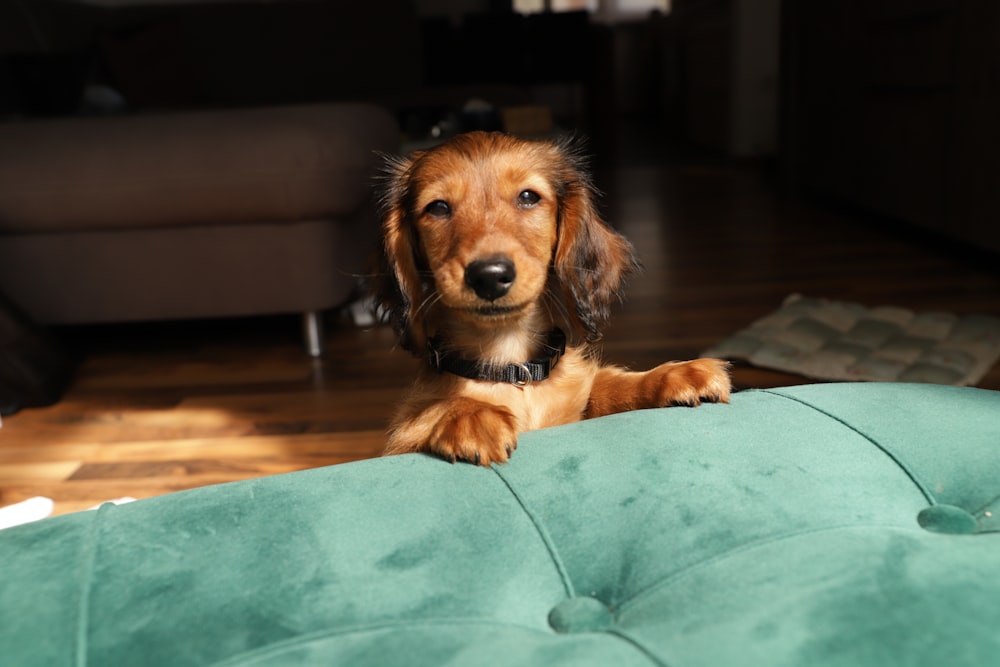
[374,131,730,465]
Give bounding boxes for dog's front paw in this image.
[426,398,519,466]
[647,357,732,407]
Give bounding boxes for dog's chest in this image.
[466,351,595,431]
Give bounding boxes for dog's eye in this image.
[516,190,541,209]
[424,200,452,219]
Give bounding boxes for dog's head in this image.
[374,131,638,353]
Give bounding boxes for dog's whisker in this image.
[540,290,572,334]
[411,291,442,324]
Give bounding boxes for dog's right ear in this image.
[373,152,429,353]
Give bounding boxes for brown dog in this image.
[374,131,730,465]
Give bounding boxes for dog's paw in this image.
[646,357,732,407]
[427,398,519,466]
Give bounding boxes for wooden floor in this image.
[3,137,1000,516]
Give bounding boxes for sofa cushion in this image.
[0,216,368,323]
[0,383,997,666]
[0,103,397,233]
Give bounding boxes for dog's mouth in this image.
[464,303,528,319]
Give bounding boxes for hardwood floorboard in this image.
[2,139,999,516]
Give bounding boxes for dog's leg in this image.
[385,396,519,466]
[586,358,731,418]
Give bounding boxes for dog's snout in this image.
[465,257,516,301]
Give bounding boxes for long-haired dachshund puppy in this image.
[375,131,730,465]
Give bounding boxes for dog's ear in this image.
[373,152,429,353]
[550,140,639,343]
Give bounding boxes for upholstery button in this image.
[917,504,978,534]
[548,596,614,634]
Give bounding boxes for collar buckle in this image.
[510,362,533,387]
[428,342,443,372]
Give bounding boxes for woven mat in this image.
[703,294,1000,386]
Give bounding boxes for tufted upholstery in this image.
[1,383,998,666]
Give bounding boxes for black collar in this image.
[428,329,566,387]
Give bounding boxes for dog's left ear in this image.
[550,140,639,342]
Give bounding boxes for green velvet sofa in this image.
[2,383,998,666]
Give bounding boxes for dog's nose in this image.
[464,257,516,301]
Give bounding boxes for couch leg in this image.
[302,311,325,358]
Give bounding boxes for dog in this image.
[374,131,731,465]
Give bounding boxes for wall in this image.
[730,0,779,156]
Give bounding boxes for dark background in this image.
[2,0,999,254]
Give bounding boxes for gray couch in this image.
[0,103,399,355]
